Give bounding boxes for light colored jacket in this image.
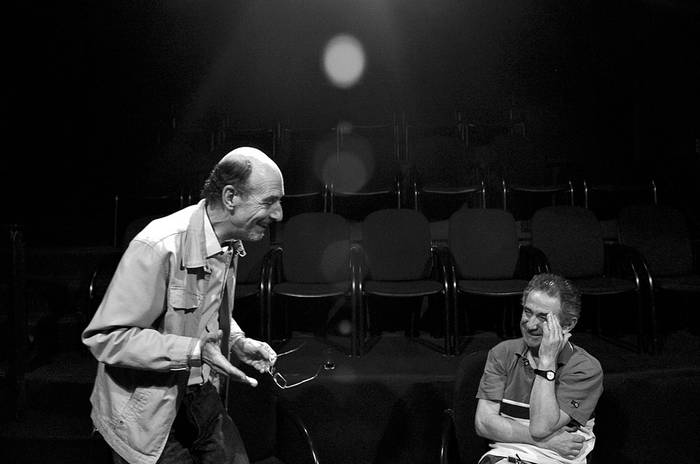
[82,200,239,464]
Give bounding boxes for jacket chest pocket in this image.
[168,286,203,311]
[168,267,210,311]
[166,285,206,336]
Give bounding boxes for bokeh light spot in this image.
[321,151,369,193]
[322,34,366,89]
[337,319,352,336]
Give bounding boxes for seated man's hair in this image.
[522,273,581,327]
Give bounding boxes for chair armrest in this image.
[440,408,459,464]
[267,246,284,285]
[276,400,321,464]
[516,245,549,278]
[431,245,454,284]
[351,243,365,281]
[604,243,649,284]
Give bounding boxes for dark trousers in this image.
[112,382,249,464]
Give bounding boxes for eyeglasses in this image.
[268,343,336,390]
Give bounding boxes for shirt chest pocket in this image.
[168,286,204,311]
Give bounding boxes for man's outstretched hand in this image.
[231,337,277,374]
[200,330,258,387]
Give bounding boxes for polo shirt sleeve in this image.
[556,355,603,425]
[477,342,510,401]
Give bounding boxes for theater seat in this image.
[227,364,321,464]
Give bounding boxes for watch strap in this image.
[534,368,556,381]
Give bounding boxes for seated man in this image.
[475,273,603,464]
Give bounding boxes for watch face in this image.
[546,371,555,381]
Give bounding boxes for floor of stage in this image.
[2,329,700,464]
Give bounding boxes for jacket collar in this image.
[181,200,214,271]
[181,200,246,271]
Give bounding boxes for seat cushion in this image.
[655,274,700,293]
[364,279,443,297]
[273,281,350,298]
[457,279,528,296]
[573,276,637,295]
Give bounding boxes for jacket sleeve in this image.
[82,239,198,372]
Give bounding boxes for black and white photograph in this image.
[2,1,699,463]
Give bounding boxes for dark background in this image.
[6,0,699,246]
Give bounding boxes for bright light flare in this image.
[322,34,366,89]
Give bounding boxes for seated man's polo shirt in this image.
[477,338,603,464]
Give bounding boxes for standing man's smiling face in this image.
[228,162,284,241]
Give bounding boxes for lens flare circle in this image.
[322,34,366,89]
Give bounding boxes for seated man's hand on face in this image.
[538,312,571,367]
[200,330,259,387]
[536,425,585,460]
[231,337,277,374]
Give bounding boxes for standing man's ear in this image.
[222,185,241,210]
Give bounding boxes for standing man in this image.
[475,273,603,464]
[83,147,284,464]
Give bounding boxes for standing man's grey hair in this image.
[522,273,581,327]
[200,155,253,205]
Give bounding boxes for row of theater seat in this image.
[281,178,659,222]
[109,178,658,246]
[231,203,699,357]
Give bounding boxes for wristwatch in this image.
[534,369,556,381]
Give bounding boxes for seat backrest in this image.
[452,350,490,464]
[531,206,604,278]
[448,208,520,280]
[236,235,271,285]
[618,204,693,277]
[361,209,432,281]
[280,212,351,283]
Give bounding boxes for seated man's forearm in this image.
[529,375,569,438]
[476,410,536,445]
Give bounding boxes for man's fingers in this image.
[548,313,562,338]
[219,361,259,387]
[203,329,223,344]
[250,360,270,374]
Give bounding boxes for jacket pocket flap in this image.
[169,286,202,310]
